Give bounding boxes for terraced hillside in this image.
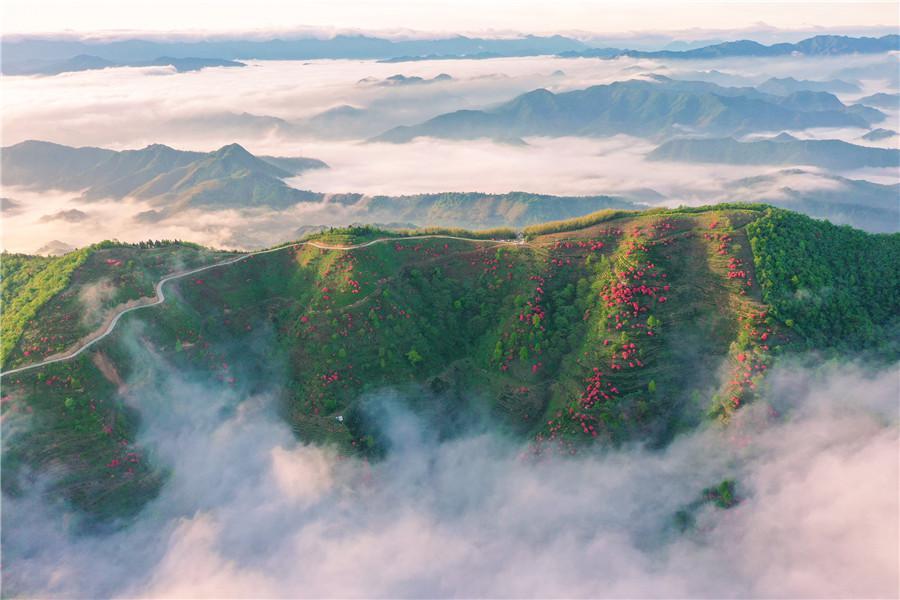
[2,206,897,522]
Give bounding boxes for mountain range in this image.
[2,140,645,228]
[361,73,453,86]
[373,76,881,142]
[4,34,897,76]
[7,138,897,235]
[856,92,900,109]
[559,34,900,59]
[861,128,898,142]
[755,76,860,96]
[1,34,586,75]
[1,140,326,209]
[648,133,900,169]
[2,55,245,76]
[721,168,900,233]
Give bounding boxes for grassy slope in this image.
[2,207,897,521]
[1,249,91,367]
[2,242,232,371]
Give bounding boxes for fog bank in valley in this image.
[2,51,897,253]
[2,326,897,598]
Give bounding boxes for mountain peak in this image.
[213,142,254,160]
[771,132,798,142]
[140,142,179,153]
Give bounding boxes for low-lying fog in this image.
[3,52,896,150]
[3,154,896,252]
[2,323,897,598]
[2,52,898,253]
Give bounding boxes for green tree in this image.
[492,341,504,363]
[406,348,424,367]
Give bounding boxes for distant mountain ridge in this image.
[373,76,879,142]
[756,77,860,96]
[1,34,586,75]
[856,93,900,109]
[648,134,900,169]
[4,33,897,75]
[560,34,900,59]
[1,140,645,228]
[723,168,900,233]
[3,55,245,76]
[1,140,326,209]
[861,128,897,142]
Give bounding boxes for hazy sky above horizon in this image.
[1,0,897,36]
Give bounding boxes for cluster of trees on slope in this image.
[356,192,640,229]
[1,241,226,370]
[523,204,769,238]
[748,208,900,352]
[1,249,92,367]
[301,224,519,243]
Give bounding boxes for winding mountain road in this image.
[0,235,525,377]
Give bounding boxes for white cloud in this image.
[2,349,897,598]
[2,52,898,253]
[269,445,335,505]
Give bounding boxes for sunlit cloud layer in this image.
[2,337,897,598]
[2,52,897,252]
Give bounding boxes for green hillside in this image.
[333,191,642,229]
[1,206,897,522]
[1,241,230,368]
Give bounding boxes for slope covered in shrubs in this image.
[748,208,900,353]
[1,206,894,521]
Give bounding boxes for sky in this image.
[1,0,897,36]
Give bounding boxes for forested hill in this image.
[2,205,897,522]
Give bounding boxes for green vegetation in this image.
[2,205,893,521]
[523,209,638,238]
[748,208,900,352]
[1,248,91,366]
[522,203,768,239]
[359,191,639,229]
[674,479,739,531]
[2,241,229,370]
[299,224,518,246]
[396,226,518,240]
[703,479,738,509]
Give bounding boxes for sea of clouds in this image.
[2,323,898,597]
[2,51,897,253]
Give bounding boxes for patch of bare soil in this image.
[91,351,127,394]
